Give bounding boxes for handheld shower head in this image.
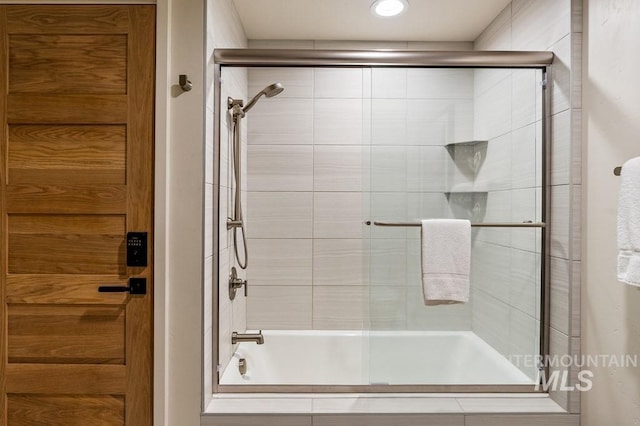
[242,82,284,114]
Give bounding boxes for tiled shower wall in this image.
[469,63,544,380]
[243,42,477,331]
[205,0,248,392]
[473,0,581,412]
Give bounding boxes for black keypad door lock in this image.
[127,232,148,267]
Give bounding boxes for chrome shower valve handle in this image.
[229,266,248,300]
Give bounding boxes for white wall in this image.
[582,0,640,424]
[163,0,205,424]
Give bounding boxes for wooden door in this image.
[0,5,155,425]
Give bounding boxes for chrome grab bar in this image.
[371,221,546,228]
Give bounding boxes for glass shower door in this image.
[366,67,543,386]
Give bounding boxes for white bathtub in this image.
[219,330,535,386]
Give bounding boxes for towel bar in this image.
[371,221,546,228]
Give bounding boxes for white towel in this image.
[617,157,640,287]
[421,219,471,305]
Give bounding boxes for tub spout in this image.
[232,331,264,345]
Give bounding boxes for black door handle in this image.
[99,278,147,295]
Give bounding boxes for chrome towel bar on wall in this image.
[368,221,546,228]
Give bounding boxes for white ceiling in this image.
[232,0,512,42]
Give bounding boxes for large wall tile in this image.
[472,289,510,355]
[550,256,570,335]
[247,239,312,286]
[249,67,313,98]
[313,414,463,426]
[510,188,540,252]
[372,68,408,99]
[474,75,512,141]
[371,99,408,145]
[474,191,511,247]
[247,145,313,191]
[511,123,537,189]
[549,35,571,115]
[406,100,460,146]
[465,414,578,425]
[314,99,363,145]
[371,146,407,191]
[510,249,541,319]
[549,326,571,410]
[571,184,581,261]
[571,260,581,337]
[315,68,363,98]
[247,98,313,145]
[511,0,571,50]
[369,286,407,330]
[314,145,368,191]
[571,109,582,185]
[511,69,539,130]
[406,146,448,192]
[474,3,512,50]
[406,284,472,330]
[314,192,370,239]
[474,133,512,192]
[313,239,368,286]
[508,308,540,379]
[549,185,570,259]
[407,69,474,100]
[247,192,313,238]
[550,110,571,186]
[369,192,408,240]
[370,239,407,287]
[471,241,512,300]
[313,286,368,329]
[202,415,312,426]
[246,285,312,329]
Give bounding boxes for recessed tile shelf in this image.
[445,140,489,177]
[444,191,488,196]
[444,140,489,148]
[445,192,488,223]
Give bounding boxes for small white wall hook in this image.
[179,74,192,92]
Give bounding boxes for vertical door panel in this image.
[0,5,155,425]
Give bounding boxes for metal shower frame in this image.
[211,48,554,394]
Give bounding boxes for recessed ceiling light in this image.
[371,0,409,17]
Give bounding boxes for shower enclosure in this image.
[213,49,552,392]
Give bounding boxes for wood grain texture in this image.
[7,184,126,214]
[9,35,127,94]
[6,5,129,33]
[6,275,128,305]
[9,234,125,274]
[6,364,126,394]
[125,7,155,425]
[7,94,127,124]
[8,125,126,185]
[8,305,125,364]
[8,214,125,275]
[9,214,125,234]
[0,7,8,426]
[8,394,125,426]
[1,5,154,425]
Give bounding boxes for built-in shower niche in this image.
[445,140,488,181]
[444,140,490,227]
[445,191,488,223]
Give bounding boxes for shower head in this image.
[242,82,284,114]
